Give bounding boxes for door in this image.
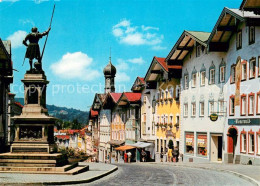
[211,136,218,162]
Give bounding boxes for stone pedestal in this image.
[11,72,56,154]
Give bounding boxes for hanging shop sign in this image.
[210,113,218,122]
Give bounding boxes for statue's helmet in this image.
[31,27,38,32]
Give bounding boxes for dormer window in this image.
[249,26,255,45]
[196,45,201,57]
[236,30,242,50]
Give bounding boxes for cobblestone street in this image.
[89,163,254,186]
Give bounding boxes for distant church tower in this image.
[103,56,116,93]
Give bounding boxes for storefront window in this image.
[197,133,207,156]
[185,132,194,154]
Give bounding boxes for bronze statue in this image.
[23,27,51,71]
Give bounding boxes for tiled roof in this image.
[14,102,23,108]
[98,94,106,103]
[137,77,145,84]
[110,93,122,103]
[56,135,70,140]
[90,108,98,117]
[154,57,167,72]
[124,92,141,102]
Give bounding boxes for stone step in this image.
[0,164,89,175]
[0,163,56,167]
[0,159,57,164]
[0,152,63,160]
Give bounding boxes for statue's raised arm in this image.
[23,27,51,71]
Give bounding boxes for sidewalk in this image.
[0,163,118,185]
[150,162,260,185]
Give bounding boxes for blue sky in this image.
[0,0,241,111]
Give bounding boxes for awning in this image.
[108,140,124,146]
[115,145,135,151]
[130,142,153,148]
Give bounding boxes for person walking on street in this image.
[127,151,132,163]
[141,149,147,162]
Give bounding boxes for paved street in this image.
[89,163,254,186]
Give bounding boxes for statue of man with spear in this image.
[22,5,55,72]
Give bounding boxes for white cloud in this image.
[152,45,167,51]
[112,19,163,46]
[128,57,145,64]
[50,52,101,81]
[116,72,130,82]
[116,59,129,70]
[141,25,159,31]
[7,30,27,48]
[19,19,35,27]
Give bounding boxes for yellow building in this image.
[145,56,181,162]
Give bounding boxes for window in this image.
[197,133,207,156]
[176,86,180,99]
[248,94,254,115]
[236,30,242,50]
[241,133,247,153]
[196,45,201,57]
[241,96,247,116]
[200,102,204,117]
[249,58,256,79]
[257,134,260,155]
[169,115,173,124]
[184,104,188,117]
[161,90,164,100]
[257,93,260,115]
[220,66,225,83]
[258,56,260,77]
[157,91,160,101]
[230,96,235,116]
[191,103,196,117]
[209,101,214,115]
[248,133,255,153]
[165,89,168,100]
[249,26,255,45]
[209,69,215,84]
[169,87,174,98]
[231,65,236,83]
[185,132,194,154]
[184,75,189,89]
[241,62,247,81]
[201,71,205,86]
[192,73,196,87]
[219,101,225,116]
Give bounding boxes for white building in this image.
[206,2,260,165]
[167,30,227,163]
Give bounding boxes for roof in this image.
[154,57,167,72]
[56,135,70,140]
[137,77,145,84]
[165,30,210,62]
[110,93,122,103]
[14,102,24,108]
[90,108,98,117]
[124,92,142,102]
[207,7,260,51]
[240,0,260,10]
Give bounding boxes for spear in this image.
[40,4,55,62]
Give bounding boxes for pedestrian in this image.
[107,154,110,163]
[127,151,132,163]
[168,148,172,162]
[124,153,127,163]
[141,149,147,162]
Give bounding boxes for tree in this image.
[71,119,81,129]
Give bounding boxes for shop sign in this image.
[210,113,218,122]
[228,118,260,125]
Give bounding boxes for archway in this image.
[227,126,238,158]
